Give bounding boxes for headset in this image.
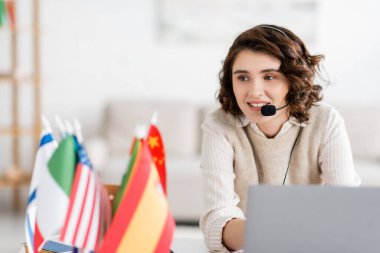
[250,25,306,185]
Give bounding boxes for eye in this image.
[237,75,249,81]
[264,75,275,81]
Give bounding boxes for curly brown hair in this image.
[217,24,326,123]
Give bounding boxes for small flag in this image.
[0,0,6,26]
[25,121,58,253]
[96,177,112,249]
[5,0,15,28]
[112,138,142,215]
[60,143,110,251]
[35,135,76,252]
[99,140,175,253]
[147,121,167,195]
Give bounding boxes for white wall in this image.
[39,0,380,138]
[40,0,380,135]
[317,0,380,105]
[41,0,226,137]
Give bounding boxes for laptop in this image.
[244,185,380,253]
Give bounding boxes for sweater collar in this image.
[237,114,307,128]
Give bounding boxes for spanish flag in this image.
[99,139,175,253]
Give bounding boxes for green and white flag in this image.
[35,135,76,249]
[0,0,6,26]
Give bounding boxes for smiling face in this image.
[232,50,290,126]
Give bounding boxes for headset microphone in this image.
[261,104,289,116]
[260,89,307,116]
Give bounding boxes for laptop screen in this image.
[244,185,380,253]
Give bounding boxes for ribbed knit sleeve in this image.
[199,118,245,253]
[319,108,361,186]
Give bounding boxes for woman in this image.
[199,24,361,253]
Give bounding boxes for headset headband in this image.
[258,25,289,39]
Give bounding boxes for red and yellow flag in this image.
[99,140,175,253]
[147,124,167,195]
[113,139,142,215]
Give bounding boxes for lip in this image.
[246,100,270,112]
[246,100,269,104]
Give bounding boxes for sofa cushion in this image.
[99,153,203,222]
[333,104,380,160]
[104,100,201,157]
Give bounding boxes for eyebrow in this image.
[232,68,281,75]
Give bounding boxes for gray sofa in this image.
[87,100,380,224]
[87,101,208,223]
[330,103,380,186]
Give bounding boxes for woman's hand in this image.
[222,218,245,251]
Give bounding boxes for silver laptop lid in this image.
[244,185,380,253]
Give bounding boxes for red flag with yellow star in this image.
[147,124,167,195]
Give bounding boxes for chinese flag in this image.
[147,124,167,195]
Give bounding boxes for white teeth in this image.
[248,103,266,108]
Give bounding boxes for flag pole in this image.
[64,120,74,136]
[41,115,51,129]
[150,111,158,125]
[136,124,147,139]
[55,115,66,139]
[73,118,83,144]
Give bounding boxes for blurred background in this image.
[1,0,380,252]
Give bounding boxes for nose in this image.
[247,79,264,97]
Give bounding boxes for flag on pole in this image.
[96,175,112,249]
[99,139,175,253]
[112,138,142,214]
[60,142,110,252]
[147,119,167,195]
[0,0,6,26]
[5,0,15,28]
[25,121,58,253]
[35,135,76,252]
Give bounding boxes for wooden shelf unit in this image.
[0,126,38,136]
[0,71,35,83]
[0,0,41,211]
